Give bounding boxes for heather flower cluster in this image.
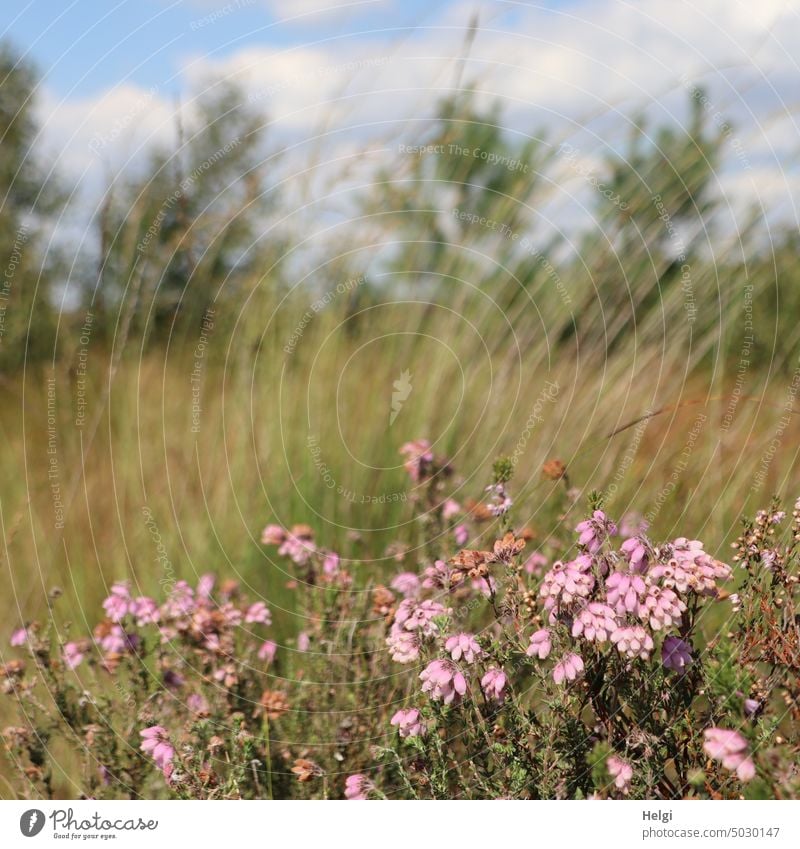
[1,446,797,800]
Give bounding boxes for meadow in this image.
[1,44,799,798]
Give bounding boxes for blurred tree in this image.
[0,41,64,372]
[93,80,276,348]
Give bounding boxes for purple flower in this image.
[485,482,513,516]
[606,756,633,793]
[102,582,131,622]
[552,653,584,684]
[244,602,272,625]
[571,602,618,643]
[637,585,685,631]
[743,698,761,718]
[297,632,310,652]
[442,499,461,520]
[132,596,159,626]
[480,667,507,703]
[197,573,215,598]
[162,581,195,618]
[10,627,28,647]
[661,636,693,671]
[395,599,448,636]
[390,572,420,597]
[322,552,340,577]
[610,624,654,660]
[526,629,552,660]
[422,560,451,591]
[63,642,84,669]
[278,533,316,565]
[445,633,483,664]
[390,708,426,738]
[620,536,649,573]
[420,659,467,705]
[523,552,548,576]
[261,524,286,545]
[540,556,594,618]
[140,726,175,775]
[575,510,617,554]
[703,728,756,782]
[453,524,469,546]
[386,628,421,664]
[344,773,375,800]
[258,640,277,663]
[400,439,434,482]
[605,571,647,615]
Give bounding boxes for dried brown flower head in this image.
[292,758,323,781]
[542,459,567,481]
[259,689,289,720]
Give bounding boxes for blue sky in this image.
[2,0,798,242]
[1,0,561,99]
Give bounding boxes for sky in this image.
[2,0,799,247]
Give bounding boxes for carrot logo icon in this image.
[20,809,45,836]
[390,370,413,425]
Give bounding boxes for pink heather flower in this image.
[131,596,159,626]
[322,552,340,576]
[197,573,215,598]
[575,510,617,554]
[140,726,175,775]
[445,633,483,664]
[400,439,434,482]
[661,636,693,671]
[523,551,548,576]
[297,632,310,652]
[187,693,209,715]
[571,602,618,643]
[453,524,469,546]
[99,624,131,654]
[552,653,584,684]
[163,581,195,618]
[480,667,507,703]
[620,536,649,573]
[390,708,426,738]
[610,624,654,660]
[63,642,84,669]
[540,556,594,617]
[261,524,286,545]
[743,698,761,718]
[526,629,552,660]
[386,627,421,663]
[422,560,451,591]
[420,659,468,705]
[395,599,448,636]
[485,482,513,516]
[607,756,633,793]
[620,512,649,537]
[278,533,316,565]
[219,601,244,625]
[605,571,647,615]
[703,728,756,782]
[258,640,277,663]
[637,585,685,631]
[344,773,375,800]
[10,627,28,647]
[390,572,421,597]
[102,582,131,622]
[442,499,461,520]
[471,574,497,598]
[244,602,272,625]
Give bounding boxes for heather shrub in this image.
[3,443,798,799]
